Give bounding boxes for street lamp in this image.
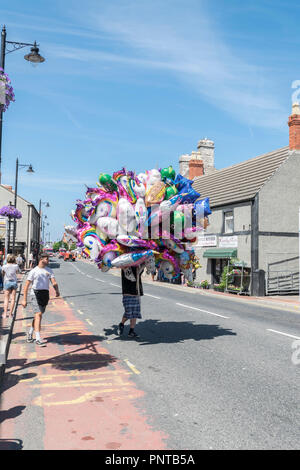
[0,25,45,183]
[12,158,35,252]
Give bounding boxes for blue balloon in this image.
[193,197,212,217]
[178,188,201,204]
[174,174,194,192]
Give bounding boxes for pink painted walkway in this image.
[0,290,168,450]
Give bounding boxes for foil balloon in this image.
[96,217,119,238]
[111,250,154,268]
[158,251,180,280]
[113,169,137,204]
[130,176,146,199]
[193,197,212,218]
[164,185,178,200]
[117,235,157,250]
[72,163,211,279]
[74,201,89,224]
[137,173,147,186]
[161,166,176,182]
[135,197,148,237]
[98,173,118,192]
[146,169,161,190]
[117,198,136,234]
[145,254,156,275]
[99,241,123,268]
[64,225,77,239]
[84,236,103,260]
[161,237,185,254]
[145,181,166,207]
[178,188,201,205]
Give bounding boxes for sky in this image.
[0,0,299,241]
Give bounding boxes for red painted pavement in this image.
[0,290,168,450]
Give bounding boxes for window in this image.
[224,210,234,234]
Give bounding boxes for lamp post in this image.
[12,158,34,253]
[38,200,50,253]
[42,215,48,246]
[0,25,45,183]
[5,200,13,254]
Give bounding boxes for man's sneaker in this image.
[128,330,139,339]
[117,323,124,336]
[35,340,47,347]
[27,332,34,343]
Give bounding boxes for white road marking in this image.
[176,303,230,319]
[144,293,161,299]
[110,283,120,288]
[267,329,300,340]
[77,310,84,315]
[86,319,94,326]
[86,275,93,279]
[96,279,106,283]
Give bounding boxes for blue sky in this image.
[0,0,298,241]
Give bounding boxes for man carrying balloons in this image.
[117,265,144,338]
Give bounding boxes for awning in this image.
[203,248,237,259]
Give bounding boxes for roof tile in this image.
[192,147,289,207]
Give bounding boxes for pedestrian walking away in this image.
[16,253,23,272]
[22,253,60,347]
[1,254,20,318]
[118,265,144,339]
[28,252,34,269]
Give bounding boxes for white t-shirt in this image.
[2,264,20,283]
[27,266,55,292]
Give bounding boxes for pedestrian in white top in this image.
[29,252,34,269]
[16,254,23,271]
[22,253,60,347]
[1,254,20,318]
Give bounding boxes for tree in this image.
[52,242,61,252]
[52,241,69,252]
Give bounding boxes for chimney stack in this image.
[189,159,204,179]
[288,102,300,150]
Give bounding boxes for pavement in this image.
[0,258,299,450]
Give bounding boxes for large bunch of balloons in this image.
[71,166,211,280]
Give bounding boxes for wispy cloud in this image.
[64,0,286,130]
[3,174,95,191]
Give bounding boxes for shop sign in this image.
[219,236,238,248]
[197,235,217,247]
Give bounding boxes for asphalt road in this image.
[51,257,300,450]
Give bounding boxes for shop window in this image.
[224,210,234,234]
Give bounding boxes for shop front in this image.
[203,248,238,285]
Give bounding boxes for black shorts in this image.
[29,290,49,314]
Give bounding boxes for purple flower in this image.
[0,205,22,219]
[0,72,15,112]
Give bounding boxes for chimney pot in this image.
[189,159,204,179]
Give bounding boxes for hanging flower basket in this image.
[0,205,22,219]
[0,69,15,112]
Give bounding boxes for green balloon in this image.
[161,166,176,181]
[99,173,117,192]
[165,185,178,200]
